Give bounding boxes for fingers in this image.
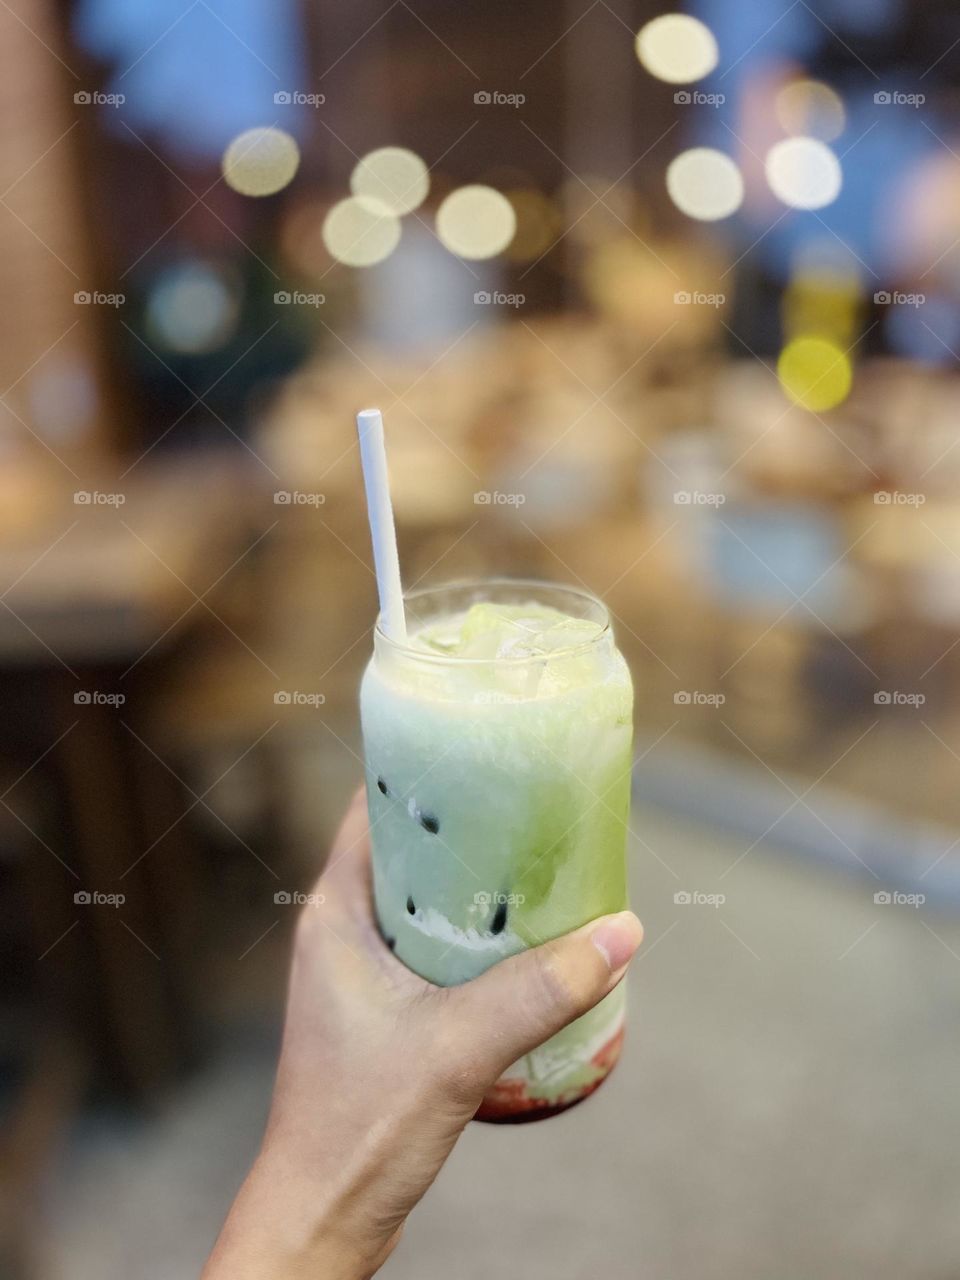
[440,911,643,1090]
[318,786,371,896]
[306,786,423,989]
[295,787,376,960]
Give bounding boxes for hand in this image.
[203,789,643,1280]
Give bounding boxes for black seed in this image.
[384,935,396,951]
[419,812,439,835]
[491,899,508,935]
[377,776,388,796]
[406,896,416,915]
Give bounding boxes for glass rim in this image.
[373,576,612,667]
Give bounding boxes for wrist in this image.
[203,1142,392,1280]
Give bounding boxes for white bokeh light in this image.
[350,147,430,215]
[322,196,402,267]
[435,185,516,259]
[635,14,718,84]
[765,137,842,210]
[221,127,300,197]
[666,148,744,221]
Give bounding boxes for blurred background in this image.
[2,0,960,1276]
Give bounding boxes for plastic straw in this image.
[356,408,407,641]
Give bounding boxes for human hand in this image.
[203,788,642,1279]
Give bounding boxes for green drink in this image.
[360,578,633,1121]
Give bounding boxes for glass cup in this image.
[359,578,633,1121]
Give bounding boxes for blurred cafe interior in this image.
[3,0,960,1276]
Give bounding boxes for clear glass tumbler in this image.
[359,578,633,1121]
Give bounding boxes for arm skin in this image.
[203,789,643,1279]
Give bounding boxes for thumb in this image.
[443,911,643,1089]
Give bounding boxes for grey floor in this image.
[48,805,960,1280]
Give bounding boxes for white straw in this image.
[356,408,407,641]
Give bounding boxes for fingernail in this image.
[591,911,643,973]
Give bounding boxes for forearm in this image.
[202,1146,390,1280]
[202,1093,453,1280]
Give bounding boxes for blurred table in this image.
[0,452,268,1097]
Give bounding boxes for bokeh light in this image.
[221,127,300,197]
[350,147,430,216]
[322,196,402,267]
[504,189,563,264]
[782,269,861,344]
[435,185,516,259]
[777,336,852,410]
[783,241,862,344]
[635,14,719,83]
[666,148,744,221]
[775,79,845,142]
[765,137,842,210]
[146,260,241,354]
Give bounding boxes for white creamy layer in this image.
[406,904,522,955]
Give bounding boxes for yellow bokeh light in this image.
[435,185,516,259]
[504,189,562,263]
[322,195,401,267]
[765,137,842,210]
[777,336,852,410]
[350,146,429,215]
[635,14,718,83]
[775,79,845,142]
[222,127,300,197]
[666,148,743,221]
[782,268,861,343]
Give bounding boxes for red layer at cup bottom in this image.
[473,1024,625,1124]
